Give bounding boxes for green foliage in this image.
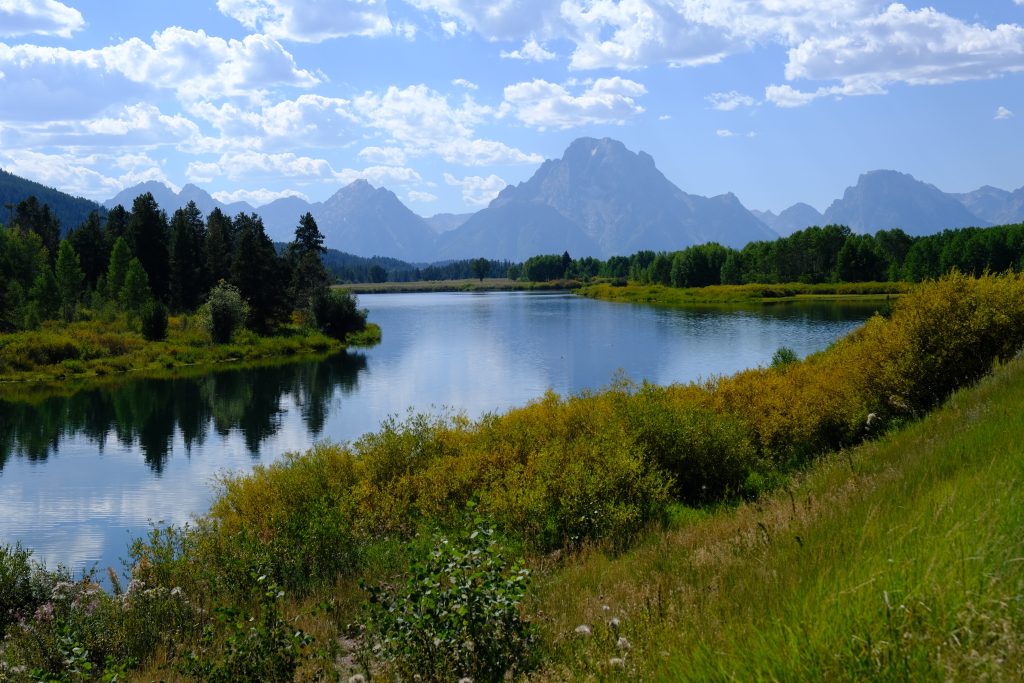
[0,544,63,639]
[471,256,490,281]
[205,281,247,344]
[311,288,367,340]
[169,201,207,312]
[230,213,287,333]
[362,522,535,682]
[127,193,170,302]
[29,266,60,322]
[54,240,85,322]
[178,574,313,683]
[120,258,151,311]
[140,301,168,341]
[103,237,131,302]
[770,346,799,368]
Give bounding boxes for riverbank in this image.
[1,272,1021,680]
[339,277,580,293]
[0,316,381,391]
[576,280,912,306]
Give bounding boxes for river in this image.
[0,291,879,575]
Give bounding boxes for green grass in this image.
[0,316,380,394]
[576,280,911,306]
[531,354,1024,681]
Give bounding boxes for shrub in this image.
[140,301,168,341]
[205,281,247,344]
[0,544,61,639]
[312,288,367,340]
[362,522,535,682]
[178,575,313,683]
[770,346,799,368]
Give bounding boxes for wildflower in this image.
[609,657,626,667]
[348,675,367,683]
[574,624,592,637]
[617,636,631,650]
[608,616,621,629]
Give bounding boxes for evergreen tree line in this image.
[517,223,1024,285]
[0,192,364,338]
[318,250,515,284]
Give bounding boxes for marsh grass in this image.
[577,280,911,306]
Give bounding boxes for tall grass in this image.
[532,348,1024,681]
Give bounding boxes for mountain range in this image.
[4,137,1024,262]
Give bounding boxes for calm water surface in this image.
[0,291,879,574]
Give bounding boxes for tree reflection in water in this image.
[0,352,367,473]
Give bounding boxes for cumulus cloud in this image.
[500,38,556,62]
[359,145,407,165]
[0,28,319,118]
[502,77,646,130]
[217,0,393,41]
[335,165,423,186]
[2,103,201,149]
[407,0,557,41]
[706,90,756,111]
[212,187,310,206]
[995,105,1014,120]
[451,78,478,90]
[186,151,336,182]
[354,84,541,165]
[444,172,506,206]
[0,149,172,200]
[407,190,438,202]
[0,0,83,38]
[764,81,885,108]
[716,128,735,137]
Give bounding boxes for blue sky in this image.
[0,0,1021,215]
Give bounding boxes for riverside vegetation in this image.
[0,193,375,388]
[1,271,1023,681]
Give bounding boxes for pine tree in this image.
[169,201,206,311]
[105,237,132,301]
[54,240,85,322]
[69,211,108,290]
[127,193,170,302]
[231,213,286,333]
[205,207,233,287]
[121,258,152,311]
[29,266,60,321]
[287,212,328,310]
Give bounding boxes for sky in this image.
[0,0,1022,216]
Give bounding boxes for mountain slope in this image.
[954,185,1024,225]
[436,202,601,261]
[824,170,986,235]
[488,137,775,255]
[0,169,104,233]
[756,202,825,236]
[313,180,437,261]
[104,182,256,220]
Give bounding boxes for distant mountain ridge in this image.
[1,169,105,234]
[6,138,1023,261]
[822,170,987,236]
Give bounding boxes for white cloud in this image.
[407,190,438,203]
[500,38,556,62]
[335,165,423,186]
[408,0,556,41]
[354,83,540,165]
[444,172,506,206]
[995,105,1014,120]
[658,114,671,120]
[186,151,336,182]
[358,145,407,165]
[716,128,735,137]
[212,187,310,206]
[502,76,646,130]
[706,90,756,111]
[0,149,173,200]
[0,0,83,38]
[774,4,1024,105]
[451,78,478,90]
[764,81,885,108]
[216,0,393,41]
[0,28,320,117]
[2,103,201,149]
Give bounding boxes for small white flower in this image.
[617,636,631,650]
[608,616,621,629]
[348,675,367,683]
[574,624,592,636]
[609,657,626,667]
